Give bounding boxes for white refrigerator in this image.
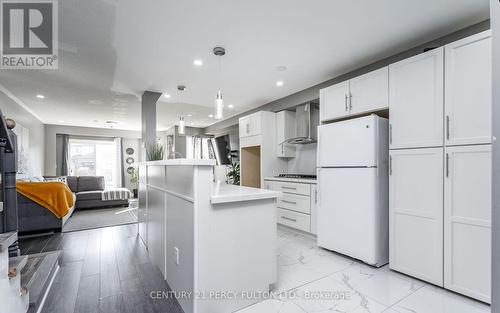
[317,115,389,267]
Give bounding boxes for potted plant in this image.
[226,161,240,185]
[130,167,138,198]
[146,143,165,161]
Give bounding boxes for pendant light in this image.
[213,46,226,120]
[178,116,185,135]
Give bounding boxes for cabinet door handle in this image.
[281,216,297,222]
[246,123,250,134]
[389,124,393,145]
[446,116,450,141]
[345,94,348,112]
[314,189,318,204]
[389,155,392,176]
[446,153,450,178]
[281,200,297,205]
[349,93,353,111]
[281,186,297,190]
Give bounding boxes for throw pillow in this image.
[44,176,68,185]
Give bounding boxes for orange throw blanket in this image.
[17,182,74,218]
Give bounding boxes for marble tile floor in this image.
[236,226,491,313]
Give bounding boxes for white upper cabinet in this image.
[389,148,444,286]
[276,110,296,158]
[445,31,492,146]
[349,67,389,115]
[389,48,444,149]
[444,145,491,303]
[320,80,350,122]
[239,112,262,138]
[320,67,388,122]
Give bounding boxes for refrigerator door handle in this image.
[344,94,348,112]
[446,115,450,141]
[389,155,392,175]
[446,153,450,178]
[389,124,393,145]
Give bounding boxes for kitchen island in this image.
[137,159,281,313]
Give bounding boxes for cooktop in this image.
[276,174,317,179]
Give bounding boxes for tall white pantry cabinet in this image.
[389,30,492,303]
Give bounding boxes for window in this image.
[68,138,119,188]
[185,136,215,160]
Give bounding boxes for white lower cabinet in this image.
[277,208,311,233]
[310,185,318,235]
[265,179,317,234]
[389,148,444,286]
[444,145,491,303]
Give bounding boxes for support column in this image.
[141,91,162,159]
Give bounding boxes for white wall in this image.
[286,143,317,175]
[44,124,141,175]
[0,92,45,177]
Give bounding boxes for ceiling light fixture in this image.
[178,117,185,135]
[208,114,214,118]
[193,59,203,66]
[213,46,226,120]
[164,93,171,98]
[276,81,284,87]
[36,94,45,99]
[228,104,234,109]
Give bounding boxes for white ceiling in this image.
[0,0,490,131]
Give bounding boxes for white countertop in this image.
[264,176,317,184]
[211,182,282,204]
[138,159,216,166]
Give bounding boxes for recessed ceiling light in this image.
[276,81,284,87]
[164,93,171,98]
[36,94,45,99]
[193,59,203,66]
[208,114,214,118]
[186,114,193,117]
[59,120,65,123]
[228,104,234,109]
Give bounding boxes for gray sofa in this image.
[67,176,129,209]
[18,176,129,233]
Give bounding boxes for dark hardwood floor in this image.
[19,224,184,313]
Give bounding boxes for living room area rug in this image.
[63,206,138,232]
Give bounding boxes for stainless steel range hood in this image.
[285,103,319,144]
